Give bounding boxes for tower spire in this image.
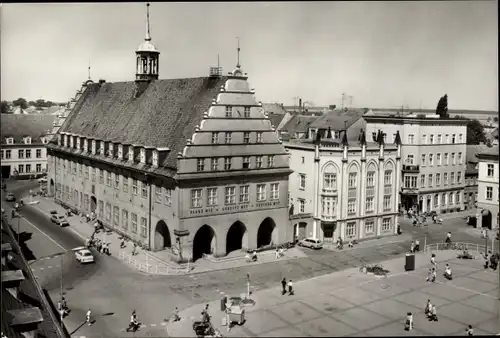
[236,37,241,68]
[88,60,91,80]
[145,3,151,41]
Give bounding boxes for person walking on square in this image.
[275,248,280,259]
[404,312,413,331]
[281,277,287,295]
[287,280,294,295]
[430,305,438,321]
[430,254,437,270]
[86,308,92,326]
[466,325,474,336]
[414,239,420,252]
[410,241,415,254]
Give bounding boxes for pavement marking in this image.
[141,324,147,328]
[39,268,44,271]
[150,323,157,327]
[18,214,67,251]
[161,322,167,326]
[48,266,52,269]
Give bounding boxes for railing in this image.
[424,242,492,254]
[118,251,192,275]
[402,164,420,172]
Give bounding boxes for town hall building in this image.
[46,4,292,262]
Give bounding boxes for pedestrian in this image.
[287,280,294,295]
[410,241,415,253]
[425,299,432,318]
[104,242,109,255]
[281,277,287,295]
[86,308,92,326]
[404,312,413,331]
[430,305,438,321]
[275,248,280,259]
[85,237,91,248]
[466,325,474,336]
[97,240,102,254]
[120,239,126,249]
[132,243,137,256]
[430,253,437,270]
[414,239,420,252]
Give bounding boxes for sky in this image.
[1,1,498,111]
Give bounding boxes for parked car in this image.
[298,237,323,250]
[75,248,95,264]
[51,214,70,227]
[5,192,16,202]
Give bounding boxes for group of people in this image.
[484,250,499,270]
[86,236,111,255]
[426,253,453,282]
[409,239,420,253]
[57,297,69,319]
[281,277,294,295]
[274,247,285,259]
[245,250,258,262]
[336,237,355,250]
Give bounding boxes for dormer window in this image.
[70,136,74,148]
[64,135,68,147]
[108,143,114,157]
[92,140,97,154]
[41,137,47,144]
[140,148,146,164]
[76,137,81,149]
[128,147,134,162]
[99,142,104,155]
[24,137,32,144]
[152,150,159,167]
[83,139,88,152]
[6,137,14,144]
[118,145,123,159]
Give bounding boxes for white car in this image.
[75,248,95,264]
[298,238,324,250]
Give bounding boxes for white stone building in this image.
[476,147,499,230]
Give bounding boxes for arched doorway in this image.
[90,196,97,213]
[482,209,492,230]
[226,221,247,255]
[257,217,276,248]
[193,225,216,261]
[154,220,171,251]
[49,179,55,196]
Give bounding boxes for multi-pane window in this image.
[114,173,119,189]
[18,150,24,159]
[382,218,392,231]
[323,173,337,190]
[140,217,147,238]
[457,172,462,183]
[105,202,111,222]
[346,222,356,237]
[441,194,446,206]
[131,213,138,233]
[99,169,104,184]
[225,186,236,204]
[207,188,218,206]
[155,185,162,203]
[36,164,42,172]
[444,153,449,165]
[225,106,232,118]
[244,107,250,118]
[365,197,374,213]
[225,132,232,144]
[91,168,96,182]
[451,153,456,165]
[106,171,111,186]
[25,150,31,158]
[211,158,219,171]
[191,189,203,208]
[197,158,205,172]
[270,183,279,200]
[383,196,391,211]
[429,154,434,166]
[113,206,119,226]
[486,187,493,200]
[437,134,442,144]
[141,182,147,198]
[451,134,456,143]
[322,196,336,216]
[456,192,461,203]
[487,164,494,177]
[436,173,441,186]
[25,164,31,173]
[242,156,250,169]
[256,156,263,169]
[406,155,414,165]
[132,179,138,195]
[444,173,448,185]
[429,135,434,144]
[211,132,219,144]
[458,152,462,164]
[420,174,425,188]
[421,154,426,166]
[348,173,357,188]
[257,184,266,201]
[299,199,305,213]
[5,150,11,159]
[299,174,306,189]
[239,185,249,203]
[36,149,42,158]
[408,134,414,144]
[123,177,128,193]
[404,176,417,188]
[434,195,439,208]
[437,153,441,165]
[366,171,375,187]
[267,155,275,167]
[428,174,433,187]
[450,172,455,185]
[256,132,263,143]
[224,157,232,170]
[122,210,128,230]
[384,170,392,185]
[366,171,375,212]
[243,132,250,144]
[164,188,172,206]
[449,192,454,205]
[365,220,375,234]
[347,199,356,215]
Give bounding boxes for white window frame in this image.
[131,213,138,233]
[256,156,263,169]
[239,185,249,203]
[299,174,306,190]
[244,107,250,118]
[164,188,172,206]
[243,132,250,144]
[191,189,203,208]
[207,187,218,206]
[256,132,263,143]
[486,187,493,200]
[382,218,392,231]
[365,220,375,234]
[323,173,337,190]
[224,132,232,144]
[346,222,356,237]
[224,186,236,205]
[270,183,279,200]
[211,132,218,144]
[211,158,219,171]
[267,155,274,167]
[225,106,232,118]
[197,158,205,172]
[224,157,232,170]
[140,217,147,238]
[256,184,266,202]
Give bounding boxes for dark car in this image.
[5,193,16,202]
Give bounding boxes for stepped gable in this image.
[57,76,228,168]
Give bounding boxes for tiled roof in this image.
[1,114,55,144]
[268,113,286,130]
[281,115,318,136]
[477,145,499,158]
[262,103,288,115]
[58,77,228,168]
[466,144,491,163]
[309,108,368,129]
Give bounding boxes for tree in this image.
[12,98,28,109]
[466,119,487,145]
[28,100,35,106]
[436,94,449,118]
[1,101,10,114]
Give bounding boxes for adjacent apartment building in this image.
[0,114,55,179]
[364,114,468,214]
[46,5,292,262]
[285,129,402,242]
[476,147,499,230]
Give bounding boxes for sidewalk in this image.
[323,233,413,252]
[167,250,461,337]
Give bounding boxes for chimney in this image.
[1,270,26,299]
[299,98,302,112]
[7,307,44,337]
[98,79,106,85]
[1,243,12,266]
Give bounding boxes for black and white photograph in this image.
[1,1,498,337]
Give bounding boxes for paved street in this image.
[3,179,497,337]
